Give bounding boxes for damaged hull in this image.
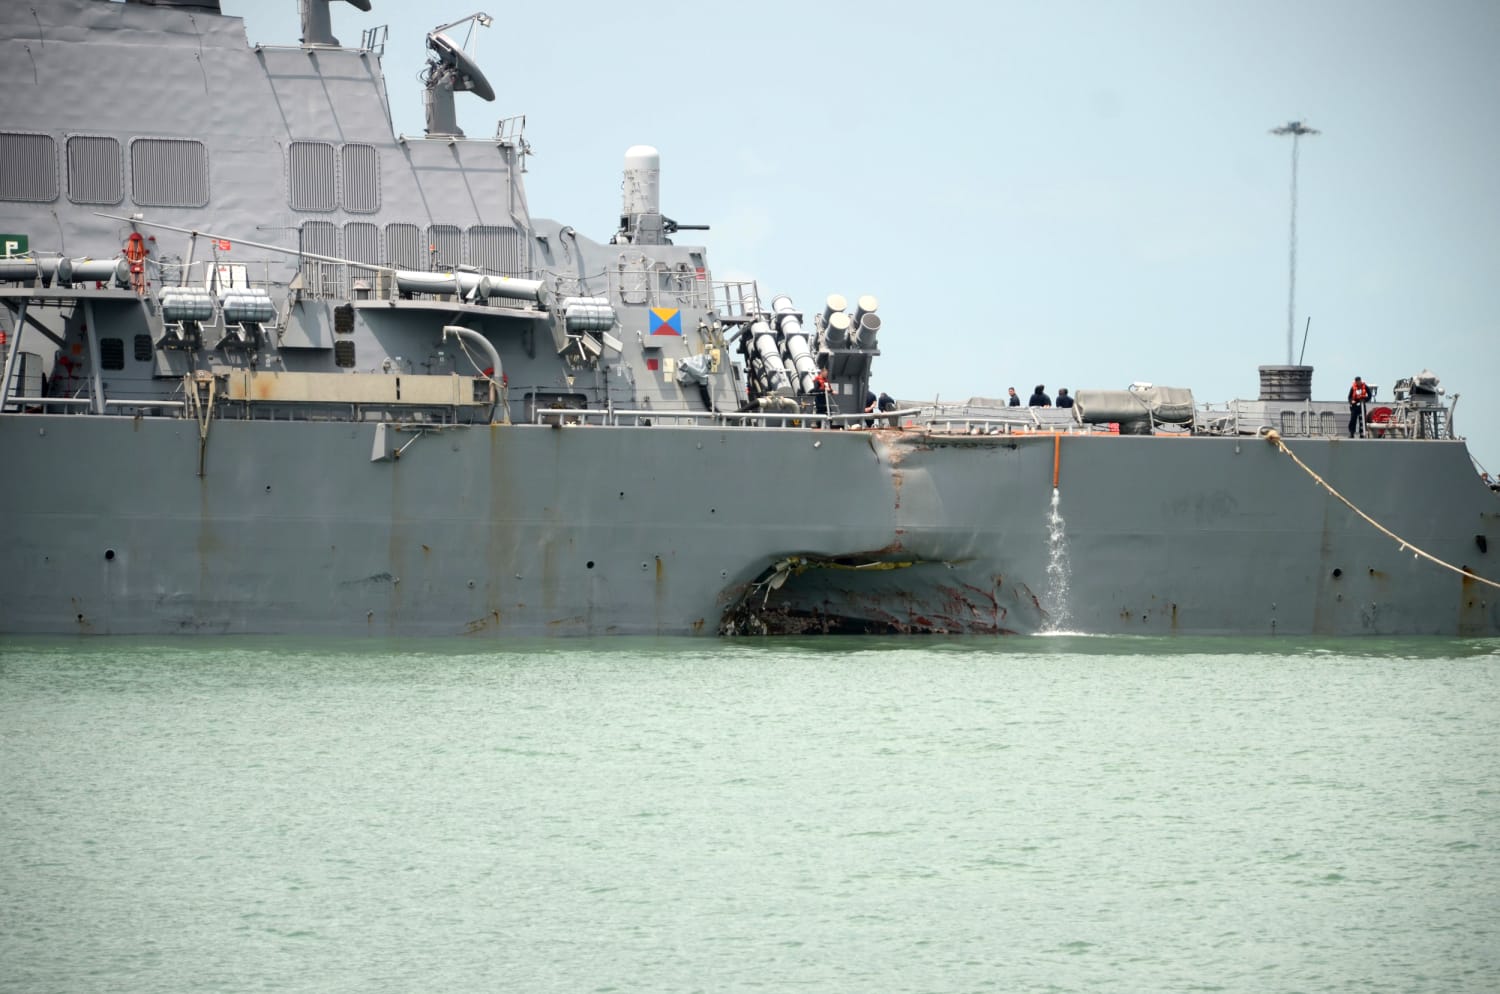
[2,418,1495,637]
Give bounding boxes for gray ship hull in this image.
[3,415,1494,637]
[1,0,1496,638]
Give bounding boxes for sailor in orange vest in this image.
[812,368,830,418]
[124,232,149,295]
[1348,375,1370,438]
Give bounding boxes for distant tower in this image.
[1270,120,1319,365]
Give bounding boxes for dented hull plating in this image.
[2,417,1495,637]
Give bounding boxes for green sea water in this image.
[2,635,1498,993]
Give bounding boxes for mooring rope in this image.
[1264,429,1500,591]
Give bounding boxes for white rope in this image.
[1265,430,1499,590]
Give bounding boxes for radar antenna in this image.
[422,12,496,139]
[299,0,373,49]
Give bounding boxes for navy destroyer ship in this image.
[1,0,1496,637]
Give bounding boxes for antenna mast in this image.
[1270,120,1319,365]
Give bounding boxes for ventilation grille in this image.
[427,224,462,269]
[131,138,208,207]
[0,132,59,202]
[288,141,337,212]
[67,135,123,205]
[468,225,524,276]
[341,144,380,213]
[385,223,422,269]
[299,221,341,297]
[344,222,380,264]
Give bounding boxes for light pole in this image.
[1270,120,1319,365]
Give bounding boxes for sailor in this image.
[864,388,878,427]
[1028,384,1051,407]
[1055,387,1074,409]
[1348,375,1370,437]
[124,232,149,295]
[812,368,830,418]
[1007,387,1021,407]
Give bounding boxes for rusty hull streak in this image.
[462,609,502,635]
[1459,568,1492,636]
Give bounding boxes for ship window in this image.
[1320,411,1338,436]
[340,143,380,213]
[130,138,209,208]
[134,334,153,362]
[334,339,356,368]
[468,225,523,276]
[343,222,380,265]
[1280,410,1298,436]
[66,135,123,205]
[100,337,125,370]
[384,223,423,269]
[0,132,59,202]
[288,140,337,212]
[427,224,462,269]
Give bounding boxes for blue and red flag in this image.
[649,307,682,335]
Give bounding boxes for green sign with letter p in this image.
[1,234,28,258]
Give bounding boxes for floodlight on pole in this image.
[1270,120,1319,365]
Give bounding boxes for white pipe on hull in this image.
[395,269,551,307]
[441,325,506,423]
[56,257,129,287]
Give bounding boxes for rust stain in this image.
[462,610,503,635]
[691,617,705,633]
[1458,569,1492,637]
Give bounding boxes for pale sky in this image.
[225,0,1500,469]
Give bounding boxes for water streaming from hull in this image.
[1043,486,1072,631]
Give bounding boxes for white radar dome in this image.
[622,144,661,217]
